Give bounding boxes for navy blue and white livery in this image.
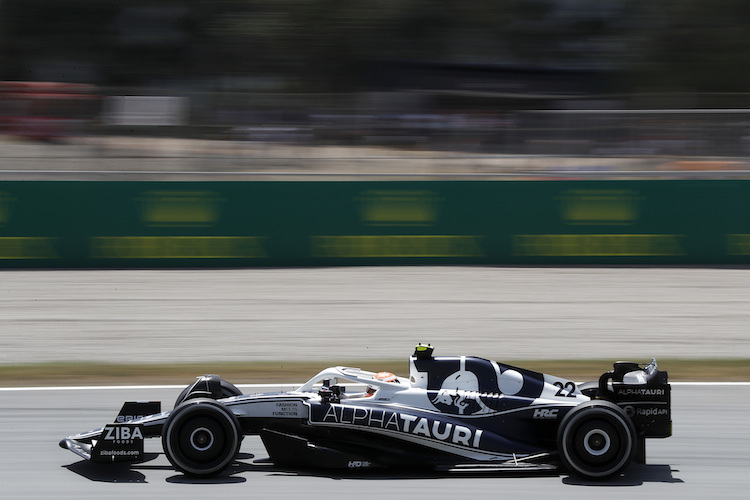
[60,344,672,479]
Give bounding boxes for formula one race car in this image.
[60,344,671,479]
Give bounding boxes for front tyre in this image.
[163,398,241,477]
[557,401,636,479]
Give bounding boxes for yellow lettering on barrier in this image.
[357,191,441,226]
[311,235,484,258]
[0,191,16,227]
[512,234,685,257]
[727,234,750,255]
[557,190,641,225]
[0,237,59,259]
[136,191,223,227]
[90,236,268,259]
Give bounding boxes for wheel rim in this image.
[164,402,240,476]
[572,419,621,466]
[173,414,229,465]
[583,428,611,457]
[190,427,215,452]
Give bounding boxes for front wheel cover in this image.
[162,398,241,477]
[557,401,636,479]
[174,376,243,408]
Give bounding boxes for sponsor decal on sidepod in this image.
[315,404,483,448]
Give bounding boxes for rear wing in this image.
[598,359,671,438]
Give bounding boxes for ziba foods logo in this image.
[103,425,143,443]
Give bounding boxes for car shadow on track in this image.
[64,453,256,484]
[64,453,161,483]
[64,454,682,486]
[562,463,683,486]
[166,458,454,484]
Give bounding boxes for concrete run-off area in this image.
[1,267,749,367]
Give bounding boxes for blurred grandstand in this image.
[1,0,749,178]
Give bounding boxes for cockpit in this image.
[294,366,406,403]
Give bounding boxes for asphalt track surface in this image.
[1,383,748,499]
[2,267,750,498]
[3,267,750,365]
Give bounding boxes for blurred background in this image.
[2,0,750,176]
[2,2,750,387]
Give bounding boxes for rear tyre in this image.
[163,398,241,477]
[557,401,636,479]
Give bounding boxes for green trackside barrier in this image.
[0,180,749,267]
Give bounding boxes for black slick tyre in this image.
[557,401,636,479]
[162,398,241,477]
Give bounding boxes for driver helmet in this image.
[366,371,399,396]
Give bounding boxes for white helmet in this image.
[366,371,399,396]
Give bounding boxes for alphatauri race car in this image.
[60,344,671,479]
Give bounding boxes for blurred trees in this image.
[629,0,750,93]
[199,0,514,90]
[1,0,750,94]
